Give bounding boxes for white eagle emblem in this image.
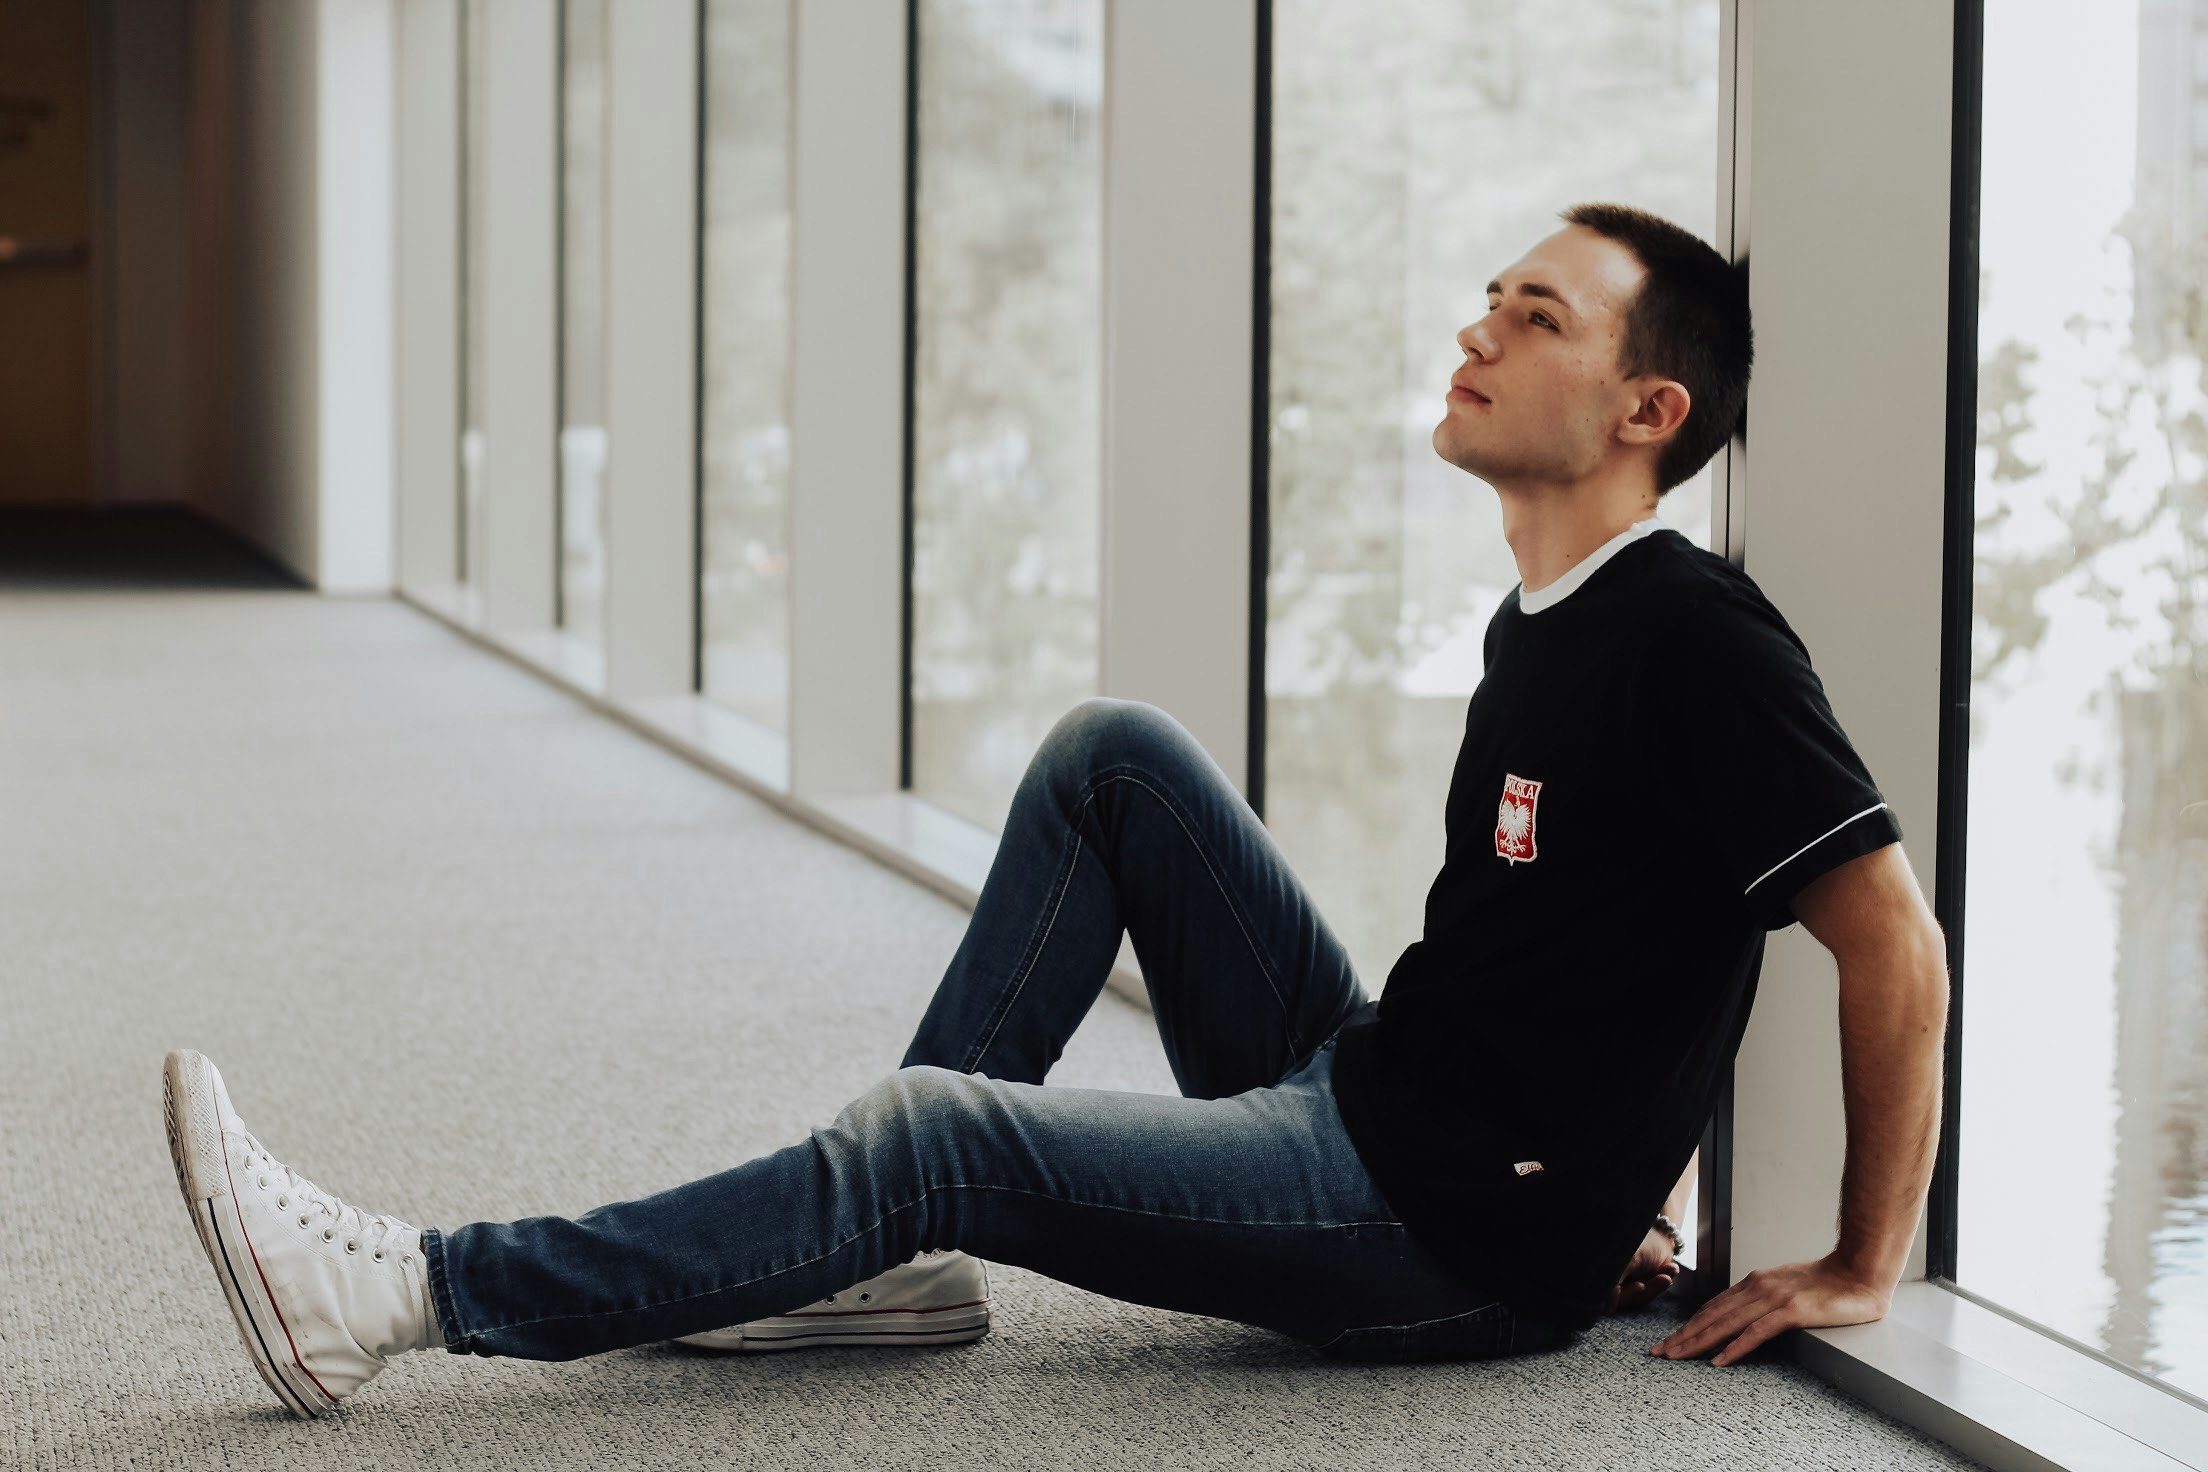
[1495,772,1541,864]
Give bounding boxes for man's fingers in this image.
[1712,1307,1795,1366]
[1657,1286,1770,1357]
[1660,1297,1739,1368]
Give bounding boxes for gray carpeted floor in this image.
[0,575,1990,1469]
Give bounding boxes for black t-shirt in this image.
[1326,518,1904,1331]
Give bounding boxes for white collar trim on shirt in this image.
[1516,514,1666,614]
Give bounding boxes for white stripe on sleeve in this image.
[1743,802,1893,898]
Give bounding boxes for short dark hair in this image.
[1557,203,1752,497]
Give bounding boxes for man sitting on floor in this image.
[162,201,1948,1416]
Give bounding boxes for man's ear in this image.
[1620,380,1691,447]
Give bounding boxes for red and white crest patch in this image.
[1495,772,1542,864]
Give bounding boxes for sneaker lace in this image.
[241,1128,416,1257]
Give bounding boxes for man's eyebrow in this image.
[1486,277,1578,322]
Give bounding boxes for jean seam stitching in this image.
[1080,762,1308,1057]
[1337,1302,1511,1338]
[1320,1301,1514,1355]
[463,1184,1402,1338]
[962,787,1096,1074]
[421,1225,464,1352]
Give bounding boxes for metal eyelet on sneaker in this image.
[346,1240,359,1253]
[322,1227,335,1242]
[298,1214,310,1229]
[825,1294,835,1303]
[860,1293,870,1301]
[258,1175,268,1189]
[373,1250,385,1262]
[275,1194,287,1207]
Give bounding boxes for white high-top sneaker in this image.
[671,1249,991,1352]
[162,1048,439,1418]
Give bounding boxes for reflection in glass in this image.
[559,0,610,647]
[1960,0,2208,1400]
[908,0,1104,835]
[459,0,487,586]
[698,0,795,728]
[1265,0,1721,1254]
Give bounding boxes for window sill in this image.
[1792,1279,2208,1471]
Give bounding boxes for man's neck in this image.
[1499,490,1660,596]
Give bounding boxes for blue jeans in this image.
[421,698,1581,1364]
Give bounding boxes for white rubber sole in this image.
[163,1048,339,1419]
[680,1301,992,1352]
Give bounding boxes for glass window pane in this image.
[1961,0,2208,1401]
[459,0,487,586]
[699,0,796,727]
[1264,0,1723,1254]
[908,0,1104,835]
[558,0,610,647]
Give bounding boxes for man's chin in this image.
[1431,426,1465,470]
[1431,436,1492,480]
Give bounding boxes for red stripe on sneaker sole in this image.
[203,1201,317,1418]
[770,1298,989,1319]
[739,1327,988,1347]
[165,1057,317,1420]
[213,1088,342,1412]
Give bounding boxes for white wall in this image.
[179,0,323,580]
[314,0,396,592]
[394,0,458,591]
[476,0,557,628]
[1097,0,1258,787]
[98,0,396,590]
[1724,0,1954,1284]
[785,0,900,782]
[97,0,194,505]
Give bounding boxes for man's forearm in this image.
[1663,1148,1698,1224]
[1833,938,1950,1289]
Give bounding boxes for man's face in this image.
[1434,224,1653,492]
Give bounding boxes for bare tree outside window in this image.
[699,0,796,729]
[907,0,1104,835]
[1956,0,2208,1399]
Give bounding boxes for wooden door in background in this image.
[0,0,93,505]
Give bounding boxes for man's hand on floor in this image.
[1650,1254,1891,1366]
[1607,1227,1680,1313]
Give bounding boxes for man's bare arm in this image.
[1662,1148,1697,1227]
[1831,937,1949,1286]
[1795,842,1951,1289]
[1650,845,1948,1362]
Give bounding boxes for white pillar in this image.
[1096,0,1259,790]
[600,0,698,698]
[477,0,557,628]
[1724,0,1954,1287]
[394,0,459,593]
[316,0,397,593]
[785,0,907,798]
